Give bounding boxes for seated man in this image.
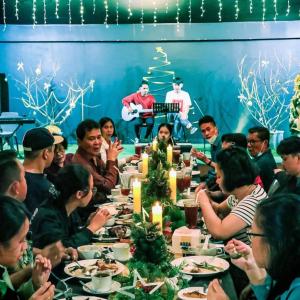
[122,80,156,143]
[165,77,197,141]
[22,127,64,215]
[72,119,122,220]
[0,150,72,290]
[247,126,276,192]
[268,136,300,195]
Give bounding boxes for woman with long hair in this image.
[99,117,139,166]
[0,196,54,300]
[31,164,110,249]
[156,123,175,146]
[207,193,300,300]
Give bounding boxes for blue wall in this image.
[0,22,299,142]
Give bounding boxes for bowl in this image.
[77,245,101,259]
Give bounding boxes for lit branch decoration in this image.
[14,62,98,126]
[238,55,293,131]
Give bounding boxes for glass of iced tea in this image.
[184,200,198,229]
[135,145,142,156]
[182,152,191,167]
[183,167,192,190]
[176,171,185,194]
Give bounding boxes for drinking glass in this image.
[183,152,191,167]
[120,173,131,196]
[184,200,198,229]
[176,171,185,194]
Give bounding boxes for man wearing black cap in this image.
[22,127,64,215]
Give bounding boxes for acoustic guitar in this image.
[121,103,153,121]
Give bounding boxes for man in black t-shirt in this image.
[22,127,63,215]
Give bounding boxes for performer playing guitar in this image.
[122,80,156,143]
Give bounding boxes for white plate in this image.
[191,181,198,188]
[82,280,121,295]
[106,252,132,262]
[192,170,200,176]
[171,255,229,277]
[178,286,207,300]
[60,297,106,300]
[64,259,125,279]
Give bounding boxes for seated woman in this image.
[99,117,139,166]
[197,147,267,244]
[0,196,55,300]
[208,193,300,300]
[31,164,111,249]
[157,123,175,146]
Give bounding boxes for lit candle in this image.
[142,153,149,178]
[169,168,177,204]
[167,144,173,165]
[133,178,141,214]
[152,202,163,233]
[152,138,158,152]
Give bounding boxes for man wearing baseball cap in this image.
[22,127,64,215]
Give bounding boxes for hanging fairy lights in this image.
[176,0,180,31]
[188,0,192,23]
[80,0,84,24]
[273,0,278,21]
[128,0,133,19]
[218,0,223,22]
[286,0,291,16]
[153,0,157,26]
[234,0,239,20]
[3,1,300,28]
[140,0,144,30]
[249,0,253,14]
[43,0,47,24]
[15,0,19,20]
[104,0,109,27]
[55,0,59,19]
[262,0,266,22]
[32,0,37,27]
[2,0,6,30]
[93,0,96,15]
[200,0,205,18]
[116,0,119,25]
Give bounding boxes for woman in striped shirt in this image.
[197,146,267,245]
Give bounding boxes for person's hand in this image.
[225,239,255,271]
[225,239,267,284]
[29,282,55,300]
[127,154,141,162]
[64,247,78,261]
[31,255,52,290]
[195,182,207,193]
[107,139,123,161]
[40,241,66,268]
[207,279,230,300]
[87,208,111,233]
[191,148,210,164]
[196,189,210,207]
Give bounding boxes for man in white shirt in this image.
[165,77,197,141]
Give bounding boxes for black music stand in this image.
[153,103,180,114]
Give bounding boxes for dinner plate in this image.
[178,286,207,300]
[192,170,200,176]
[64,259,125,279]
[171,255,229,277]
[82,280,121,295]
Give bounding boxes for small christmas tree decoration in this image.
[290,74,300,134]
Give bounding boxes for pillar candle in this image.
[167,144,173,165]
[169,168,177,204]
[152,138,158,152]
[152,202,163,233]
[142,153,149,177]
[133,178,141,214]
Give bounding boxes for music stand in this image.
[153,103,180,114]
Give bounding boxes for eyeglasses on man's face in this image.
[247,139,262,146]
[246,228,266,241]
